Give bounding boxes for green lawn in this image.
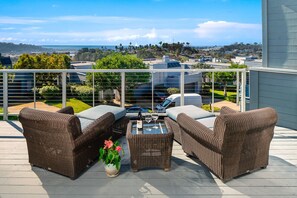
[46,98,91,113]
[0,107,3,113]
[202,104,221,112]
[211,90,237,103]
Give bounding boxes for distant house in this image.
[146,56,202,93]
[69,61,95,83]
[231,56,262,67]
[0,53,12,68]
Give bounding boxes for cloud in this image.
[1,27,16,30]
[0,18,261,45]
[195,21,261,40]
[53,16,148,24]
[0,17,45,25]
[0,37,18,41]
[104,28,158,41]
[30,28,159,42]
[0,27,179,44]
[22,26,41,31]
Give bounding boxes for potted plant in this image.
[99,139,124,177]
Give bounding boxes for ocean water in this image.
[41,45,116,51]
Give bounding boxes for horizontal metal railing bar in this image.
[0,68,246,73]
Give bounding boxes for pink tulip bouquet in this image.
[99,139,124,170]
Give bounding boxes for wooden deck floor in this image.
[0,121,297,197]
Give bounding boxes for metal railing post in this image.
[33,72,36,109]
[151,71,154,110]
[236,71,239,106]
[241,70,246,112]
[62,72,67,108]
[121,72,125,108]
[3,72,8,120]
[92,72,95,107]
[180,69,185,106]
[211,72,214,113]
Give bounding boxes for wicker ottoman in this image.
[126,121,174,171]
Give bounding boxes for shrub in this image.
[72,85,94,103]
[167,87,180,95]
[38,85,60,100]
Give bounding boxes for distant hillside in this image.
[0,42,51,54]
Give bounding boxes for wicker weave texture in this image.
[177,107,278,182]
[164,117,182,144]
[126,121,174,171]
[19,106,122,179]
[112,116,130,138]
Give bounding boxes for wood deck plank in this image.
[0,122,297,197]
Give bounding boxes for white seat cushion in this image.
[196,117,216,129]
[77,105,126,121]
[166,105,214,121]
[77,105,126,130]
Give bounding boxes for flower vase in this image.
[104,163,120,177]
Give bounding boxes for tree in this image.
[87,53,150,100]
[192,63,214,82]
[213,63,247,97]
[14,53,71,86]
[14,53,71,69]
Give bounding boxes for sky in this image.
[0,0,262,46]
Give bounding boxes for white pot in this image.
[104,163,120,177]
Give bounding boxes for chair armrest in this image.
[220,106,237,115]
[177,113,221,153]
[57,106,74,115]
[74,112,115,150]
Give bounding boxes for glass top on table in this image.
[131,121,168,135]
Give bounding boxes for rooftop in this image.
[1,121,297,197]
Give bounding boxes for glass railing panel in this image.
[125,71,152,115]
[154,71,179,113]
[0,71,3,119]
[35,72,62,112]
[91,71,121,107]
[210,71,239,112]
[67,71,93,113]
[0,68,246,120]
[7,72,35,117]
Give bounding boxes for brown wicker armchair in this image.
[177,106,278,182]
[19,106,118,179]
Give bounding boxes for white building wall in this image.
[152,63,168,86]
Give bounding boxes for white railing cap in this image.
[1,68,246,73]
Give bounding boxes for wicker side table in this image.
[126,121,174,171]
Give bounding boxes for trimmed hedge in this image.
[39,85,60,100]
[70,85,94,103]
